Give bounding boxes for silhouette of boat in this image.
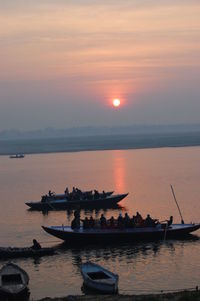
[0,247,56,259]
[26,193,128,211]
[42,223,200,244]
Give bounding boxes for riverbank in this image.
[1,132,200,155]
[38,290,200,301]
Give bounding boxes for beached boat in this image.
[81,262,118,294]
[26,193,128,211]
[0,247,56,259]
[42,223,200,244]
[9,154,25,159]
[0,263,29,298]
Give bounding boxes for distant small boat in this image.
[9,154,25,159]
[81,262,118,294]
[0,247,56,259]
[0,262,29,298]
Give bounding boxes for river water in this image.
[0,147,199,299]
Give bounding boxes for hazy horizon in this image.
[1,123,200,140]
[0,1,200,130]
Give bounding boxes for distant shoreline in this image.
[1,131,200,156]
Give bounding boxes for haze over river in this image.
[0,146,199,299]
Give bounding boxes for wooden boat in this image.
[39,191,114,202]
[9,154,25,159]
[42,223,200,244]
[0,263,29,298]
[81,262,118,294]
[26,193,128,211]
[0,247,56,259]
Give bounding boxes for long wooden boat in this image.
[40,191,114,202]
[0,247,56,259]
[0,263,29,298]
[42,223,200,244]
[26,193,128,211]
[81,262,118,294]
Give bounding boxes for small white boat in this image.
[9,154,25,159]
[81,262,118,294]
[0,262,29,298]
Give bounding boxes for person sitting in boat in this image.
[109,216,115,228]
[89,216,95,228]
[65,187,69,197]
[129,215,136,228]
[117,213,124,229]
[102,190,106,198]
[135,212,144,227]
[100,214,107,228]
[48,190,53,196]
[41,195,47,203]
[167,215,173,227]
[31,239,41,250]
[71,210,81,229]
[124,213,131,228]
[94,190,100,199]
[71,216,80,229]
[71,187,77,200]
[83,217,89,229]
[145,214,157,227]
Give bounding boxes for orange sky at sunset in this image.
[0,1,200,129]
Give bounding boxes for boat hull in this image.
[81,262,118,294]
[26,193,128,211]
[0,247,55,259]
[42,223,200,244]
[0,263,29,298]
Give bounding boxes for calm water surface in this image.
[0,147,199,299]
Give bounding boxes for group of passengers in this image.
[65,187,106,201]
[41,187,107,202]
[98,212,159,229]
[71,211,167,230]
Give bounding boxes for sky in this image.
[0,0,200,130]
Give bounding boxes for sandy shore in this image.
[37,290,200,301]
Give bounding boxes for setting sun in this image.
[113,98,121,107]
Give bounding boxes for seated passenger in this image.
[100,214,107,228]
[71,210,81,229]
[65,187,69,196]
[130,215,136,228]
[124,213,131,228]
[41,195,47,203]
[117,213,124,228]
[167,216,173,226]
[89,216,95,228]
[71,217,80,229]
[94,190,100,199]
[109,216,115,228]
[145,214,156,227]
[83,217,89,229]
[31,239,41,250]
[135,212,144,227]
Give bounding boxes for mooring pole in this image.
[170,185,184,224]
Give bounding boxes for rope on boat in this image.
[120,285,199,294]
